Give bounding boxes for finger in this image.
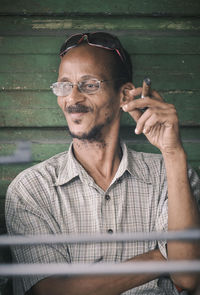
[122,87,143,122]
[150,89,164,102]
[134,109,152,134]
[122,88,165,123]
[132,87,143,97]
[135,105,175,134]
[128,109,143,122]
[142,114,162,135]
[124,87,163,102]
[123,87,142,99]
[123,97,168,112]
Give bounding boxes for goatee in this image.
[68,124,104,142]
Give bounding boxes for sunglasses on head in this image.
[59,32,126,64]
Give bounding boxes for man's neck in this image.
[72,135,122,191]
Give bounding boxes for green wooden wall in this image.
[0,1,200,293]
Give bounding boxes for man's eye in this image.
[85,83,97,89]
[83,81,99,90]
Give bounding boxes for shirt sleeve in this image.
[155,164,200,260]
[5,170,71,294]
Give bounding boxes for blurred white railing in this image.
[0,230,199,276]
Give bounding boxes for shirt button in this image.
[107,229,113,234]
[105,195,110,201]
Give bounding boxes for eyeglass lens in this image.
[51,79,101,96]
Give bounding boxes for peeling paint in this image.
[168,90,194,94]
[32,19,117,30]
[32,19,73,30]
[13,86,28,90]
[79,22,115,30]
[160,21,198,30]
[30,18,200,31]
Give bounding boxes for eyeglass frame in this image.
[50,78,125,97]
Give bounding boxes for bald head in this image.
[59,43,131,90]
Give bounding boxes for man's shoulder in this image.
[7,150,70,193]
[126,146,165,182]
[127,147,163,164]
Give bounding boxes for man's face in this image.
[57,44,122,141]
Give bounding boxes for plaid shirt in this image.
[5,141,200,295]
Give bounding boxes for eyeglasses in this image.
[50,78,123,97]
[59,32,126,64]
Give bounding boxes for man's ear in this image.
[119,82,135,107]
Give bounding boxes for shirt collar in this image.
[54,143,80,186]
[55,143,98,186]
[114,141,152,184]
[55,141,151,186]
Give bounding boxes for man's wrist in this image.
[162,147,187,163]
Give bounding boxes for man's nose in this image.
[66,84,85,104]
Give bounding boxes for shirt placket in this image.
[101,189,118,261]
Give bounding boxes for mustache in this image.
[67,105,92,113]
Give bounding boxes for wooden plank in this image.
[0,17,200,36]
[0,0,200,16]
[1,54,200,73]
[0,70,199,92]
[0,164,35,197]
[0,54,60,73]
[0,91,200,127]
[0,127,71,142]
[1,35,200,55]
[0,91,58,109]
[0,72,56,91]
[0,143,71,161]
[0,126,199,142]
[0,108,65,127]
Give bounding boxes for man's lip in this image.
[68,112,87,119]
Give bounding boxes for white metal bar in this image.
[0,261,199,276]
[0,230,199,246]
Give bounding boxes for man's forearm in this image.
[28,249,164,295]
[163,149,200,290]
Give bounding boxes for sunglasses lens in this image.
[60,34,84,56]
[60,32,125,64]
[88,33,125,62]
[89,32,118,49]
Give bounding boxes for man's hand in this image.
[122,87,200,291]
[122,87,183,155]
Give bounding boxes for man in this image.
[6,32,200,295]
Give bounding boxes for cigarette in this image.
[141,77,151,98]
